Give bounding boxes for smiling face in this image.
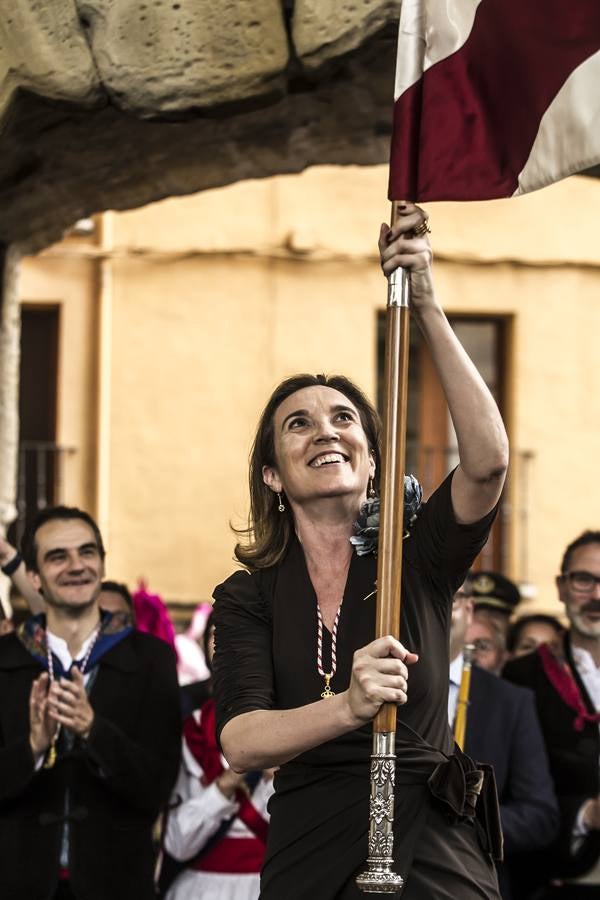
[262,385,375,512]
[31,518,104,614]
[557,542,600,640]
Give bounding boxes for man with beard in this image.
[0,506,181,900]
[504,531,600,898]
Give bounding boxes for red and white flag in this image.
[388,0,600,201]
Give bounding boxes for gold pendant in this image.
[43,740,57,769]
[321,674,335,699]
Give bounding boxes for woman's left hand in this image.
[378,203,434,309]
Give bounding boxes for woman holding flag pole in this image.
[212,203,508,899]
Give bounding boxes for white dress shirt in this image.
[448,652,464,728]
[47,628,98,686]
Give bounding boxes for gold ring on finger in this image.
[413,219,431,236]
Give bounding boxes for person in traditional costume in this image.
[161,613,274,900]
[212,204,509,899]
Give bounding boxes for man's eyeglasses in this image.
[562,571,600,593]
[472,638,496,654]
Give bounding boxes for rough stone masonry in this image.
[0,0,401,251]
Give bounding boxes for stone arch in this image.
[0,1,403,253]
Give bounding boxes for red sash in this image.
[236,794,269,844]
[182,700,223,785]
[190,836,265,874]
[538,642,600,732]
[181,700,269,870]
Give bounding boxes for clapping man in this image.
[0,506,181,900]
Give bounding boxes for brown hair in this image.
[22,505,106,572]
[234,373,381,570]
[560,530,600,574]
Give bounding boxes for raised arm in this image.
[0,536,45,614]
[379,206,508,524]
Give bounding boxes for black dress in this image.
[213,472,501,899]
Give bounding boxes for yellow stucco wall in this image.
[19,166,600,618]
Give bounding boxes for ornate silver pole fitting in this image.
[387,270,410,308]
[355,732,404,894]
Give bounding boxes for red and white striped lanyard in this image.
[316,600,343,698]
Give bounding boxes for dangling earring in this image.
[368,477,376,499]
[277,492,285,512]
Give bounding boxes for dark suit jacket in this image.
[0,628,181,900]
[463,665,559,899]
[503,635,600,886]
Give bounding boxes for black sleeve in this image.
[407,468,498,597]
[0,734,37,801]
[82,637,182,817]
[0,644,43,800]
[212,569,275,745]
[499,688,559,853]
[503,655,600,878]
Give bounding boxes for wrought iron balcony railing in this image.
[11,441,76,545]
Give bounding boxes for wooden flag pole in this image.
[356,201,411,894]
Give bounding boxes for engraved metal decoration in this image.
[356,732,404,893]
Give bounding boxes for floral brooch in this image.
[349,475,423,557]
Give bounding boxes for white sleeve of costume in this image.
[164,740,239,862]
[252,774,275,820]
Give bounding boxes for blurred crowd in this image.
[0,512,599,899]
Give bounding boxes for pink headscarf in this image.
[132,581,178,659]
